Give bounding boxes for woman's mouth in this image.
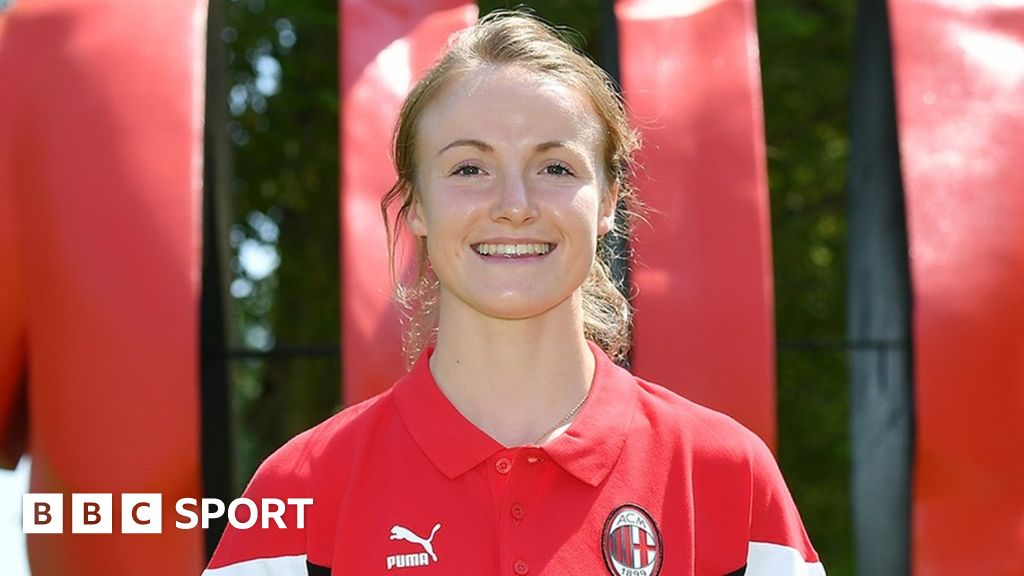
[471,242,555,258]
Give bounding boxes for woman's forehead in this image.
[416,65,604,152]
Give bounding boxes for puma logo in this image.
[386,523,441,570]
[390,523,441,560]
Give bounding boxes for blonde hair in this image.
[380,10,642,366]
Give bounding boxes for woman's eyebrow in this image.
[536,140,592,160]
[437,139,493,156]
[535,140,567,152]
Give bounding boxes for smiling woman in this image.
[203,11,824,576]
[407,65,614,353]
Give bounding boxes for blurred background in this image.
[0,1,860,574]
[3,0,1022,575]
[202,0,855,568]
[205,0,856,569]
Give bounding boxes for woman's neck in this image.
[429,294,595,447]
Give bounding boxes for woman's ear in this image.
[406,197,429,237]
[597,184,619,236]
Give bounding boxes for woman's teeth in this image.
[474,243,552,257]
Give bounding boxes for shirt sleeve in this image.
[745,436,826,576]
[202,437,327,575]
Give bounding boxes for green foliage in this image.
[758,2,855,574]
[221,0,340,486]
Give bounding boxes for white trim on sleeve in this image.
[747,541,826,576]
[202,554,310,576]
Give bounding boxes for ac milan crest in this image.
[602,504,663,576]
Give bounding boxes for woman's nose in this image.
[491,173,538,224]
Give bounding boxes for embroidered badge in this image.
[602,504,662,576]
[386,523,441,570]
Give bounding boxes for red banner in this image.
[0,93,26,469]
[889,2,1024,573]
[0,1,206,572]
[616,0,776,446]
[340,0,476,406]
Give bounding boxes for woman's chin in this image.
[465,292,574,322]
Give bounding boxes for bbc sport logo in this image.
[22,493,313,534]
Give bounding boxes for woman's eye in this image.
[543,163,574,176]
[451,164,484,176]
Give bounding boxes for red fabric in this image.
[339,0,476,406]
[616,0,776,447]
[0,0,206,572]
[889,1,1024,573]
[206,343,818,574]
[0,73,27,469]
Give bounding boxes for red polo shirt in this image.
[204,343,823,575]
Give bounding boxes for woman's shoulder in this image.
[205,386,403,571]
[627,375,823,572]
[629,374,774,466]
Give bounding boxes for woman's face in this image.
[408,65,615,323]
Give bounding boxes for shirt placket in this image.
[488,447,547,575]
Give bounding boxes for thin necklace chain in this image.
[535,389,590,444]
